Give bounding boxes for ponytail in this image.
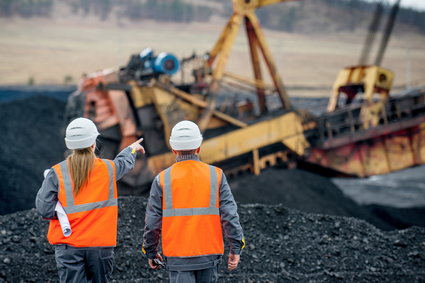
[67,147,95,195]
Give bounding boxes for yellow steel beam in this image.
[166,85,248,128]
[256,0,295,8]
[245,16,267,114]
[201,13,243,131]
[223,72,275,91]
[197,91,217,132]
[211,14,243,80]
[245,11,291,109]
[147,110,308,176]
[208,16,236,65]
[201,111,308,164]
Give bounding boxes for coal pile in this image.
[0,96,66,215]
[230,168,395,230]
[0,85,73,103]
[363,204,425,230]
[0,197,424,282]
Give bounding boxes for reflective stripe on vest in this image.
[48,158,118,247]
[162,165,219,217]
[57,159,117,214]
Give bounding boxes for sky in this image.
[367,0,425,11]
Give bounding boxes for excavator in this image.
[305,0,425,177]
[65,0,425,193]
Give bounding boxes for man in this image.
[142,120,245,283]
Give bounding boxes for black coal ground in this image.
[0,197,424,282]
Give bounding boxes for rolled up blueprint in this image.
[55,202,72,237]
[43,169,50,178]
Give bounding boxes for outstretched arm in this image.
[113,138,145,180]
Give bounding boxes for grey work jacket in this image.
[35,147,136,220]
[143,154,245,271]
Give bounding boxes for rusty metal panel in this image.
[307,148,330,168]
[357,139,391,176]
[411,123,425,164]
[312,128,425,177]
[326,144,366,176]
[385,132,415,172]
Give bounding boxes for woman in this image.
[35,117,144,282]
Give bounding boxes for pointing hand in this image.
[129,138,145,154]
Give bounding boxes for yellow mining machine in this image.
[305,0,425,177]
[66,0,308,192]
[65,0,425,193]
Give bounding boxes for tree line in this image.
[0,0,424,34]
[0,0,213,23]
[256,0,425,34]
[0,0,53,17]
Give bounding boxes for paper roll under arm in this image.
[43,169,50,178]
[55,202,72,237]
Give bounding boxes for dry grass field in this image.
[0,13,424,97]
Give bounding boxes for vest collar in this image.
[176,154,200,162]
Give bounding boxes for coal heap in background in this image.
[0,197,424,282]
[230,169,395,230]
[0,95,66,215]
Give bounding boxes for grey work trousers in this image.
[169,266,219,283]
[54,244,114,283]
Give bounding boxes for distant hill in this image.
[256,0,425,34]
[1,0,424,34]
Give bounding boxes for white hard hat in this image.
[169,120,203,150]
[65,118,99,150]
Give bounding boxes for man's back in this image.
[142,120,244,283]
[160,159,224,257]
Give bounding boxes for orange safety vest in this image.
[159,160,224,257]
[47,158,118,247]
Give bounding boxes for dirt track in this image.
[0,197,424,282]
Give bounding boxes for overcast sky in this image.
[366,0,425,11]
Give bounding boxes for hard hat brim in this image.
[169,137,202,151]
[65,134,99,150]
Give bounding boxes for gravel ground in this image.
[0,197,424,283]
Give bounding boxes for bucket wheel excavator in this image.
[65,0,425,194]
[306,0,425,177]
[65,0,308,193]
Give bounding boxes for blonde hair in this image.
[67,147,95,195]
